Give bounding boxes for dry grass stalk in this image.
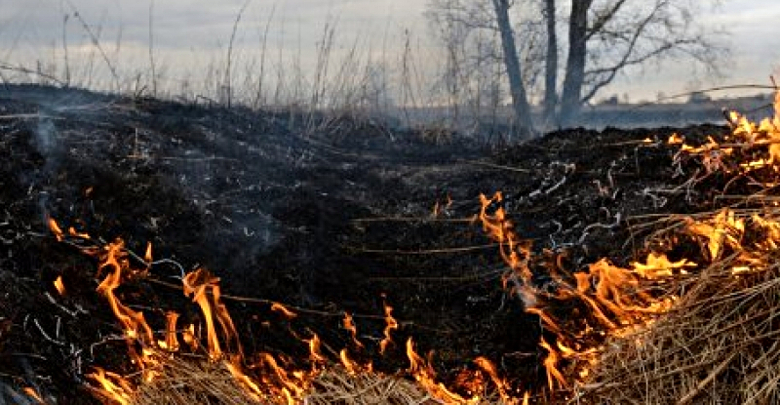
[582,245,780,405]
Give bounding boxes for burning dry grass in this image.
[584,210,780,404]
[128,357,481,405]
[128,357,261,405]
[578,93,780,404]
[306,368,441,405]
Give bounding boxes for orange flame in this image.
[406,338,478,404]
[144,242,153,264]
[474,356,513,403]
[53,275,66,295]
[254,353,308,402]
[47,217,64,242]
[687,209,745,261]
[160,311,180,352]
[631,252,695,279]
[182,268,240,360]
[93,239,156,371]
[379,299,398,355]
[339,348,361,375]
[342,312,364,349]
[182,323,198,351]
[88,368,134,405]
[68,226,90,239]
[478,188,681,393]
[21,387,45,404]
[539,338,567,391]
[271,302,297,319]
[225,360,265,402]
[306,334,326,364]
[479,192,533,287]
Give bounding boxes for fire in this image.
[539,338,566,391]
[252,352,309,402]
[160,311,180,352]
[271,302,297,319]
[91,239,158,375]
[21,387,45,403]
[47,219,339,404]
[342,312,364,349]
[43,90,780,404]
[182,323,198,351]
[471,90,780,400]
[47,217,64,241]
[88,368,134,405]
[53,275,66,295]
[479,192,533,287]
[182,268,240,360]
[378,297,398,355]
[478,189,683,393]
[339,349,362,375]
[631,252,695,279]
[406,338,478,404]
[687,209,745,261]
[144,242,153,264]
[306,334,326,364]
[68,226,91,239]
[225,361,265,402]
[474,356,516,403]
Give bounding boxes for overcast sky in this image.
[1,0,779,103]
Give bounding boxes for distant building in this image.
[599,95,620,106]
[687,91,711,104]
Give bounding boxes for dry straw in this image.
[582,213,780,405]
[131,358,263,405]
[130,359,456,405]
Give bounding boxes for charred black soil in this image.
[0,84,737,403]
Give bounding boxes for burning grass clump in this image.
[306,367,441,405]
[129,358,473,405]
[127,358,263,405]
[584,233,780,404]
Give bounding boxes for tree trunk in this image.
[559,0,592,126]
[492,0,534,138]
[542,0,558,126]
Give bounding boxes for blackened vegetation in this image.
[0,84,735,403]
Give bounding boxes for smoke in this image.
[34,118,56,157]
[30,109,63,226]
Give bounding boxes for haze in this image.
[1,0,778,103]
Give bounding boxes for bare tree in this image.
[583,0,726,103]
[559,0,592,126]
[426,0,728,131]
[492,0,534,137]
[542,0,558,124]
[425,0,543,138]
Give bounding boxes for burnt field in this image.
[0,84,772,404]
